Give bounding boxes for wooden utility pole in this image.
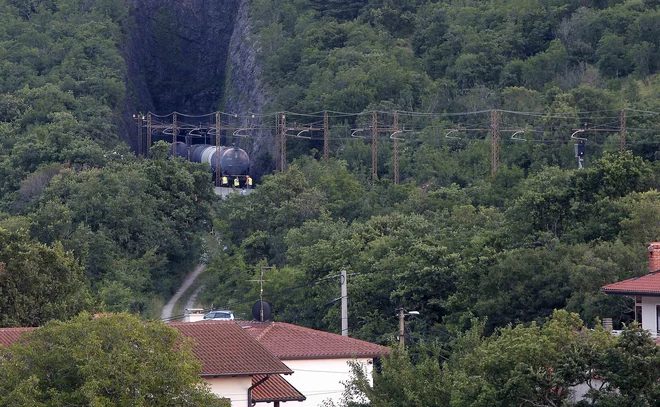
[280,113,287,171]
[215,112,221,187]
[491,109,500,176]
[372,111,378,185]
[393,110,399,185]
[323,110,329,163]
[620,108,627,154]
[146,113,152,158]
[398,308,405,347]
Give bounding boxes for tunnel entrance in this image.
[127,0,240,114]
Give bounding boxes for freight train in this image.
[170,142,252,187]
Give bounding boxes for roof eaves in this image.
[602,289,660,297]
[279,353,385,360]
[200,368,293,377]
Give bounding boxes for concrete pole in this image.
[341,270,348,337]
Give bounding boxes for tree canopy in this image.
[0,313,225,406]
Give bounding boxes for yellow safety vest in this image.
[234,178,239,187]
[221,176,228,185]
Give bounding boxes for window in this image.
[657,305,660,334]
[636,305,643,326]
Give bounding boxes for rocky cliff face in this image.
[126,0,239,113]
[225,0,275,176]
[119,0,273,175]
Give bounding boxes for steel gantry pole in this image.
[281,113,287,171]
[275,114,280,172]
[172,112,179,147]
[146,113,152,158]
[135,114,144,156]
[620,108,627,154]
[393,110,399,185]
[372,111,378,185]
[324,110,329,163]
[491,109,500,177]
[215,112,221,187]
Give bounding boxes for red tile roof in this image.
[170,321,293,377]
[240,321,388,360]
[251,374,306,403]
[0,327,34,347]
[602,271,660,296]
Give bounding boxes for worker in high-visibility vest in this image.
[221,176,228,185]
[233,177,239,187]
[246,176,252,188]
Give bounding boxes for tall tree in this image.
[0,228,91,327]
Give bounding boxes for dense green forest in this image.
[203,0,660,338]
[1,0,660,382]
[2,0,660,404]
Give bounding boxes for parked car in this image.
[203,310,235,320]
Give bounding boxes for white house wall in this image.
[641,296,660,334]
[284,358,374,407]
[204,376,252,407]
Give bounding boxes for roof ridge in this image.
[255,322,275,341]
[276,322,385,346]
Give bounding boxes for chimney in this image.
[649,242,660,273]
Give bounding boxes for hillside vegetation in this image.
[201,0,660,338]
[0,0,214,322]
[0,0,659,346]
[2,0,660,404]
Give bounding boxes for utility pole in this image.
[215,112,221,187]
[146,113,152,158]
[398,308,405,347]
[491,109,500,177]
[372,111,378,185]
[620,108,626,154]
[324,110,329,163]
[172,112,179,147]
[275,114,280,172]
[248,266,273,322]
[134,114,144,156]
[393,110,399,185]
[341,270,348,337]
[281,113,287,172]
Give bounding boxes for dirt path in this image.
[161,264,206,321]
[184,284,205,311]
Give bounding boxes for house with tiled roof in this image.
[242,321,388,407]
[0,322,305,407]
[169,322,305,407]
[602,242,660,336]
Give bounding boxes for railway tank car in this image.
[171,144,251,187]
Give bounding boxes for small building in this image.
[602,242,660,336]
[242,321,388,407]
